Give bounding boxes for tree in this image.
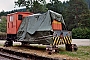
[30,1,47,13]
[63,0,89,30]
[0,17,6,32]
[80,13,90,28]
[46,0,64,13]
[0,10,7,17]
[15,0,47,13]
[85,0,90,9]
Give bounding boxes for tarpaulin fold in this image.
[17,10,65,44]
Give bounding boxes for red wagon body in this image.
[7,12,32,34]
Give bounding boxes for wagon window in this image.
[18,14,23,20]
[10,16,13,22]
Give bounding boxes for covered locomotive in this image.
[5,10,77,52]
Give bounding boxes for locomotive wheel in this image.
[4,40,13,47]
[65,44,78,51]
[48,52,52,55]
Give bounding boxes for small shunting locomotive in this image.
[4,10,77,53]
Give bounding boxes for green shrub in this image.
[72,27,90,39]
[0,32,6,39]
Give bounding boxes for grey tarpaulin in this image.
[17,10,65,44]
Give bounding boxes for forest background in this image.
[0,0,90,39]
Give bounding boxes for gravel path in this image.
[72,39,90,46]
[0,39,90,46]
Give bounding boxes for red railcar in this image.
[7,12,32,41]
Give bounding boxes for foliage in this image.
[15,0,47,13]
[46,0,64,13]
[72,27,90,39]
[30,1,47,13]
[79,13,90,28]
[0,17,6,32]
[0,8,27,17]
[0,10,7,16]
[63,0,89,30]
[0,32,6,40]
[59,46,90,60]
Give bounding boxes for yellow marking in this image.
[56,37,58,45]
[66,36,68,44]
[66,37,69,44]
[52,36,72,45]
[68,36,72,44]
[68,40,70,44]
[58,38,61,45]
[68,37,70,44]
[69,39,72,44]
[65,39,67,43]
[64,37,67,44]
[53,37,57,45]
[62,39,64,44]
[53,37,55,40]
[53,40,55,45]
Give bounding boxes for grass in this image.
[0,44,3,46]
[59,46,90,60]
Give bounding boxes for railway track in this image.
[0,48,31,60]
[0,47,60,60]
[0,51,22,60]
